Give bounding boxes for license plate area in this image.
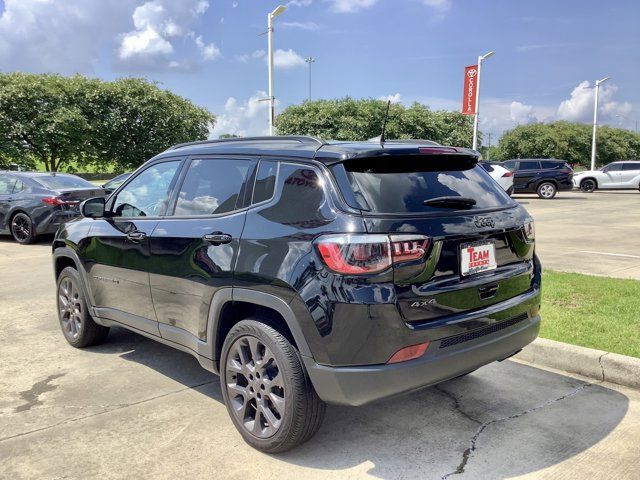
[460,240,497,276]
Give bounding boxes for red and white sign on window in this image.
[462,65,478,115]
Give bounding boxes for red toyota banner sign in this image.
[462,65,478,115]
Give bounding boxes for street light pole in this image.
[590,76,610,171]
[472,51,495,151]
[305,57,315,101]
[267,5,286,136]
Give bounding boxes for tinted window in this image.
[34,175,94,190]
[519,161,541,170]
[0,176,17,194]
[13,179,24,193]
[502,161,517,171]
[540,161,561,169]
[113,161,181,217]
[605,163,623,172]
[622,163,640,171]
[252,160,278,204]
[479,162,494,173]
[174,158,251,216]
[343,157,512,214]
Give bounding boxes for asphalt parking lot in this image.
[1,225,640,479]
[515,190,640,279]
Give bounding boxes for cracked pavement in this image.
[2,239,640,479]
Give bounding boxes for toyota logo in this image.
[473,216,495,228]
[467,68,477,78]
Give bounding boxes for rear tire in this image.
[580,179,597,193]
[220,319,326,453]
[57,267,109,348]
[10,212,36,244]
[537,182,557,199]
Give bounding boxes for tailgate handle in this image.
[478,284,499,300]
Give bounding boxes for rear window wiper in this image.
[423,196,477,209]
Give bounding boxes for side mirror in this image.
[81,197,105,218]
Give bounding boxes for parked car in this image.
[573,161,640,192]
[479,161,514,195]
[102,172,131,195]
[501,159,573,199]
[52,136,541,453]
[0,172,106,244]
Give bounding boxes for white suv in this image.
[573,161,640,192]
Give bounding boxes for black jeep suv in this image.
[501,159,573,199]
[52,137,541,452]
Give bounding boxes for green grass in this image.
[541,270,640,358]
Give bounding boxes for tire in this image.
[580,179,597,193]
[220,319,326,453]
[537,182,557,199]
[10,212,36,244]
[56,267,110,348]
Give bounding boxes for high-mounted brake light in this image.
[315,234,429,275]
[418,147,458,155]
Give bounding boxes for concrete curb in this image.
[515,338,640,390]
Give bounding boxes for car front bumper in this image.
[304,311,540,406]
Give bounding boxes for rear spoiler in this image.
[319,145,480,167]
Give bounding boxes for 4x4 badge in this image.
[474,216,495,228]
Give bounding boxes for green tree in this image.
[494,121,640,168]
[0,73,215,172]
[275,97,475,147]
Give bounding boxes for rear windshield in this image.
[337,156,513,214]
[35,175,94,190]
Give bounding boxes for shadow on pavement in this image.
[89,327,628,480]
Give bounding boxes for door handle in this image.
[126,231,147,241]
[203,232,232,245]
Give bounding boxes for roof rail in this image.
[166,135,326,151]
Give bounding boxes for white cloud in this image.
[117,0,220,71]
[273,49,306,69]
[379,93,402,103]
[232,2,239,7]
[236,49,266,63]
[557,81,632,123]
[281,21,321,30]
[326,0,377,13]
[0,0,133,74]
[509,101,538,124]
[287,0,313,7]
[210,91,273,138]
[422,0,452,11]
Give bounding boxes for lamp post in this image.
[590,76,610,171]
[472,50,495,151]
[267,5,287,136]
[305,56,315,101]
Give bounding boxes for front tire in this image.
[537,182,557,199]
[10,212,36,244]
[580,179,597,193]
[220,319,326,453]
[57,267,110,348]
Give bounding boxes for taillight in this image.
[41,197,79,206]
[502,171,513,177]
[315,234,429,275]
[523,220,535,241]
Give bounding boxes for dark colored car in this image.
[52,136,541,453]
[501,159,573,199]
[102,172,132,195]
[0,172,106,244]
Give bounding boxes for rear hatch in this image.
[330,147,536,325]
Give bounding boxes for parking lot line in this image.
[579,251,640,259]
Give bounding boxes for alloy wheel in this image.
[58,277,83,340]
[11,215,31,242]
[225,335,285,439]
[582,180,596,193]
[539,184,555,198]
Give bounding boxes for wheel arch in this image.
[535,178,559,189]
[579,176,598,189]
[209,288,313,372]
[53,247,97,315]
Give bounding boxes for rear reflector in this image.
[387,342,430,364]
[315,234,429,275]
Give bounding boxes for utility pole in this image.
[267,5,287,136]
[472,51,495,151]
[304,57,315,101]
[486,132,492,160]
[590,76,610,171]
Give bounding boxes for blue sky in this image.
[0,0,638,142]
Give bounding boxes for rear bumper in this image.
[304,312,540,406]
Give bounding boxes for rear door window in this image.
[519,161,541,170]
[0,176,17,195]
[339,157,513,214]
[540,161,561,169]
[174,158,252,216]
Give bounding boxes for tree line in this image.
[1,74,638,172]
[0,73,214,172]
